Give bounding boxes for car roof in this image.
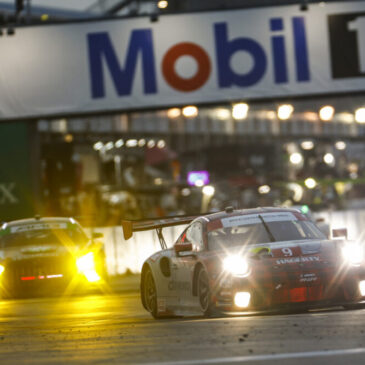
[3,217,79,227]
[199,207,304,223]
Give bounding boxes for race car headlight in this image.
[342,243,364,266]
[0,264,4,275]
[76,252,100,282]
[223,255,250,276]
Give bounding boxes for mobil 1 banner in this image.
[328,11,365,79]
[0,1,365,120]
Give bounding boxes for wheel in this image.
[343,303,365,310]
[197,268,214,317]
[143,268,159,319]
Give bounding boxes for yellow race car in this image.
[0,216,107,298]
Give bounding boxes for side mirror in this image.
[174,243,193,256]
[92,232,103,239]
[332,228,347,239]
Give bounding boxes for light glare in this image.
[182,105,198,118]
[115,139,124,148]
[319,105,335,121]
[126,139,138,148]
[223,255,249,276]
[147,140,155,148]
[305,178,317,189]
[232,103,249,120]
[234,292,251,308]
[355,108,365,123]
[157,0,168,9]
[93,141,103,151]
[335,141,346,150]
[157,140,166,149]
[258,185,270,194]
[301,141,314,150]
[342,244,364,266]
[202,185,215,197]
[167,108,181,118]
[194,179,204,187]
[105,142,114,150]
[359,280,365,296]
[278,104,294,120]
[323,153,335,165]
[290,152,303,165]
[76,252,100,282]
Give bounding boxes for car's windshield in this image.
[208,215,326,250]
[0,223,88,248]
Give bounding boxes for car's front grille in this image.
[6,256,73,282]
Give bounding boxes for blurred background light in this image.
[301,140,314,150]
[215,108,230,120]
[289,152,303,165]
[147,140,155,148]
[182,105,198,118]
[187,171,209,186]
[115,139,124,148]
[202,185,215,196]
[277,104,294,120]
[258,185,271,194]
[181,188,191,197]
[138,139,146,147]
[157,140,166,149]
[335,141,346,150]
[93,141,103,151]
[126,139,138,148]
[319,105,335,121]
[287,183,304,202]
[167,108,181,119]
[305,177,317,189]
[323,152,335,166]
[232,103,249,120]
[105,142,114,150]
[355,108,365,123]
[157,0,168,9]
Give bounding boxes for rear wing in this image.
[122,215,199,249]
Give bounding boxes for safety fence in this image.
[94,210,365,275]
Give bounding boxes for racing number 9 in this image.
[282,248,293,257]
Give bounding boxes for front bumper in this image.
[214,267,365,311]
[0,255,105,297]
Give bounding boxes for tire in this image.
[143,268,159,319]
[343,303,365,310]
[197,268,214,317]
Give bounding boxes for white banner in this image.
[1,1,365,120]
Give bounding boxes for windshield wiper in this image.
[258,215,276,242]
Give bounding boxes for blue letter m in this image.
[87,30,157,98]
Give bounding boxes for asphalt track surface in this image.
[1,293,365,364]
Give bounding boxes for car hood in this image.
[213,239,341,261]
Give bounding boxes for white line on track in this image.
[139,348,365,365]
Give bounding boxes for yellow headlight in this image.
[0,265,4,275]
[77,252,95,272]
[76,253,100,282]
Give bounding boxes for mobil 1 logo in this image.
[328,12,365,79]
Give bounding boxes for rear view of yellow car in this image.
[0,216,107,298]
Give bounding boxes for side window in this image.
[175,228,188,245]
[186,222,204,252]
